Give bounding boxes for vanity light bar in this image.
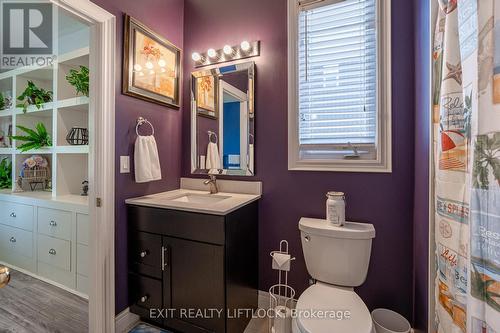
[192,40,260,68]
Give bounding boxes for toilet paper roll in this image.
[273,306,291,333]
[272,252,291,271]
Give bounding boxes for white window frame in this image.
[287,0,392,172]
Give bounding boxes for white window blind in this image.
[298,0,377,146]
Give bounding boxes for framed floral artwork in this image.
[123,15,181,108]
[196,75,218,118]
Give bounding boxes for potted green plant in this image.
[9,123,52,152]
[0,157,12,189]
[16,81,53,113]
[66,65,89,97]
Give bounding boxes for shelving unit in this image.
[0,10,91,297]
[0,47,90,204]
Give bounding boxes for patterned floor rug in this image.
[128,322,173,333]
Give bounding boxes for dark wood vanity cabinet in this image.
[127,201,258,333]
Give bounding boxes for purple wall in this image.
[182,0,416,320]
[413,0,430,331]
[90,0,184,314]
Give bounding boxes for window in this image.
[288,0,391,172]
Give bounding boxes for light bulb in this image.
[192,52,201,61]
[145,61,154,69]
[133,64,142,71]
[138,72,144,76]
[160,68,166,73]
[158,59,166,67]
[207,48,217,58]
[223,45,233,55]
[149,70,155,75]
[240,40,251,51]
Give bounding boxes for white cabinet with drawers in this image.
[0,193,89,297]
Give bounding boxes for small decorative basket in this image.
[20,155,50,191]
[66,127,88,145]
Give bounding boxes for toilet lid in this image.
[295,283,372,333]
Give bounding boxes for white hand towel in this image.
[205,142,221,172]
[134,135,162,183]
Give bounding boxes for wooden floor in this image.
[0,268,88,333]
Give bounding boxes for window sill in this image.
[288,160,392,173]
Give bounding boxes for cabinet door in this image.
[163,236,225,333]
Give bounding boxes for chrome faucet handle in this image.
[204,175,216,184]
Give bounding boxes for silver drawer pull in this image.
[9,237,16,243]
[10,212,16,218]
[140,295,148,303]
[140,251,148,258]
[161,246,168,270]
[49,220,57,227]
[48,249,56,255]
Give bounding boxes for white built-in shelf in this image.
[57,96,89,109]
[0,189,88,211]
[0,47,90,201]
[15,148,53,155]
[55,145,89,154]
[14,102,55,115]
[0,148,13,154]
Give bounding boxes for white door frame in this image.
[218,80,248,169]
[50,1,116,332]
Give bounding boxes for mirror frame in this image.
[190,61,255,176]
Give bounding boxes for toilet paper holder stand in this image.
[269,240,296,333]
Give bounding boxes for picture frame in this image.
[195,75,218,119]
[123,14,181,108]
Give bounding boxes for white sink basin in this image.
[171,193,231,204]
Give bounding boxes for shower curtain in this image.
[433,0,500,332]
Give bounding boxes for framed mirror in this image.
[191,61,255,176]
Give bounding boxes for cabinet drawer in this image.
[127,205,225,245]
[77,213,89,245]
[38,207,72,241]
[0,201,33,231]
[0,224,33,258]
[129,232,162,279]
[77,244,88,276]
[37,234,71,271]
[129,273,162,310]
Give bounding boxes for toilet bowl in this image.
[295,218,376,333]
[291,283,373,333]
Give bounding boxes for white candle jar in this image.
[326,191,345,226]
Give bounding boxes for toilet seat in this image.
[293,283,373,333]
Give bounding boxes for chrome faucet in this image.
[204,175,219,194]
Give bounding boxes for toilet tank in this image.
[299,218,375,287]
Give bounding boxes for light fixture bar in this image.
[193,40,260,68]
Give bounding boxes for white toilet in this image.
[292,217,376,333]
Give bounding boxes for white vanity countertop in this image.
[125,178,262,215]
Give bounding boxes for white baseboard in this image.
[115,308,140,333]
[0,260,88,299]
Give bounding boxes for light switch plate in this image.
[120,156,130,173]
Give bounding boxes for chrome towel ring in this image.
[208,130,218,144]
[136,117,155,136]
